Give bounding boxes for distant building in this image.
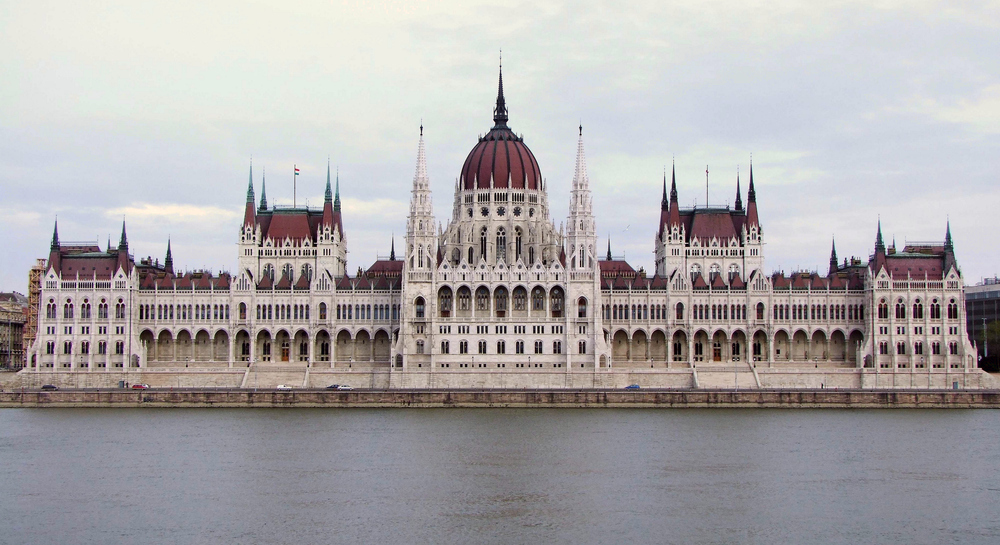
[0,292,28,369]
[966,277,1000,371]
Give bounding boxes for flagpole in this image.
[293,164,297,208]
[705,165,709,207]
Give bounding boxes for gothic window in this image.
[913,300,923,319]
[263,264,274,281]
[676,302,684,320]
[757,302,765,320]
[532,288,545,311]
[550,287,564,318]
[896,301,906,320]
[414,297,425,319]
[457,287,471,311]
[578,297,588,318]
[709,263,721,282]
[497,227,507,263]
[301,264,313,282]
[63,301,73,319]
[728,263,740,282]
[476,287,490,311]
[282,263,293,281]
[529,246,535,265]
[439,287,453,317]
[513,287,527,311]
[494,287,508,317]
[690,264,701,282]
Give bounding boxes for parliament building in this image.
[25,68,984,389]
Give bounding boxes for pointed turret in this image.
[668,162,682,229]
[47,219,61,271]
[118,219,128,251]
[566,124,596,269]
[258,169,268,212]
[407,124,435,269]
[117,219,131,273]
[332,171,344,237]
[244,161,256,227]
[745,160,759,229]
[944,220,957,272]
[606,239,612,261]
[873,218,887,273]
[829,238,838,276]
[658,169,671,240]
[50,219,59,250]
[321,160,335,229]
[389,236,396,261]
[735,171,743,212]
[164,239,174,275]
[493,61,509,128]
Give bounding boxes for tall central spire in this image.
[493,57,508,128]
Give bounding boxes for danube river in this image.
[2,408,998,544]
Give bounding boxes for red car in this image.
[131,384,150,389]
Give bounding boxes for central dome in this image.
[459,68,542,190]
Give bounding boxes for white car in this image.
[337,385,354,390]
[276,384,293,390]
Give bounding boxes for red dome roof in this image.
[460,128,541,190]
[459,66,542,190]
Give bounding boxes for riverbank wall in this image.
[2,388,1000,408]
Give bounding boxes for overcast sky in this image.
[2,0,998,293]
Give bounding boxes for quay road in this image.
[2,387,1000,408]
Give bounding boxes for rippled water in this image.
[1,408,999,544]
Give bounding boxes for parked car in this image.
[40,384,58,391]
[276,385,293,390]
[337,385,354,390]
[624,384,641,390]
[131,384,150,389]
[326,384,340,389]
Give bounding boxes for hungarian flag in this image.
[294,166,300,176]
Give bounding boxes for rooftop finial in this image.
[493,54,509,128]
[661,168,668,211]
[246,158,255,203]
[390,235,396,261]
[606,236,612,261]
[945,219,953,251]
[735,166,743,211]
[875,217,885,252]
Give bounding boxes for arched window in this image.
[896,300,906,320]
[550,287,564,317]
[676,302,684,320]
[282,263,293,281]
[913,300,923,319]
[494,287,508,317]
[414,297,425,318]
[476,287,490,311]
[578,297,588,318]
[301,263,312,281]
[239,302,247,320]
[513,287,527,311]
[468,246,474,264]
[320,303,327,320]
[439,287,453,317]
[457,287,471,310]
[496,227,507,263]
[532,288,545,311]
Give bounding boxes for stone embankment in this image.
[2,388,999,408]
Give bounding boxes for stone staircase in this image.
[241,364,308,389]
[693,364,760,389]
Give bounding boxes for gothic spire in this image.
[325,160,333,203]
[50,218,59,250]
[945,219,953,251]
[118,219,128,250]
[334,171,341,212]
[735,170,743,212]
[571,124,589,190]
[258,168,268,211]
[747,160,756,202]
[164,238,174,275]
[875,218,885,253]
[246,159,255,203]
[670,161,678,203]
[606,238,612,261]
[389,236,396,261]
[829,238,838,276]
[493,58,509,128]
[661,169,668,211]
